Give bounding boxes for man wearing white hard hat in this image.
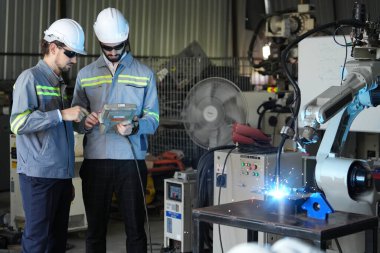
[72,7,159,253]
[10,19,88,252]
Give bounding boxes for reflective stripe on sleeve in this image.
[11,110,32,134]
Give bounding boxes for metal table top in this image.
[192,199,378,242]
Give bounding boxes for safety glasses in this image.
[62,49,77,58]
[100,42,125,51]
[57,46,77,58]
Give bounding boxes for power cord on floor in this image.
[126,136,153,253]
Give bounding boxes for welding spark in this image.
[266,184,291,200]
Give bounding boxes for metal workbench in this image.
[192,199,378,252]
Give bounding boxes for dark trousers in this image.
[19,173,72,253]
[80,159,147,253]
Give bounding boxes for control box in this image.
[213,150,303,252]
[164,171,197,252]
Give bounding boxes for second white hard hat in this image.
[44,19,87,55]
[93,7,129,44]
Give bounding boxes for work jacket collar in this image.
[95,52,134,70]
[37,60,63,87]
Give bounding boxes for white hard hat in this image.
[44,19,87,55]
[93,7,129,44]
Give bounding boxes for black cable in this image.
[333,26,350,86]
[197,145,235,249]
[333,26,350,47]
[341,34,348,86]
[247,17,267,67]
[126,136,153,253]
[256,99,279,129]
[195,144,236,250]
[275,135,287,187]
[271,117,277,146]
[334,238,343,253]
[217,147,237,253]
[196,145,236,208]
[238,143,277,154]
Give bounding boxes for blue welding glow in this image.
[266,184,291,200]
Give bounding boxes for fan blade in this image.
[194,82,215,99]
[192,124,211,147]
[216,125,233,146]
[182,103,203,123]
[223,98,246,124]
[212,85,237,103]
[198,82,218,105]
[225,113,246,125]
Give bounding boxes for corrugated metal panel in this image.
[4,0,378,84]
[66,0,230,57]
[1,0,231,83]
[0,0,57,83]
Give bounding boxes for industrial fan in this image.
[182,77,247,148]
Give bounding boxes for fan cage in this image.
[138,57,268,166]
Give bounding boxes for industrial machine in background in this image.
[281,2,380,252]
[248,2,315,91]
[9,134,87,232]
[164,170,197,253]
[265,4,315,39]
[212,150,303,253]
[245,2,316,151]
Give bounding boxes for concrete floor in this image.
[66,212,164,252]
[0,191,165,253]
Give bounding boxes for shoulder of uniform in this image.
[13,68,37,91]
[131,58,154,75]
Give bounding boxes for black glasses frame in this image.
[63,49,77,58]
[100,42,125,51]
[57,46,77,58]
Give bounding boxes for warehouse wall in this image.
[0,0,58,83]
[1,0,380,85]
[66,0,230,57]
[0,0,231,84]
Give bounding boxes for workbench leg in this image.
[365,228,377,253]
[247,230,258,242]
[192,218,201,253]
[313,240,327,250]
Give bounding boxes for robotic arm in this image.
[300,61,380,219]
[301,60,380,145]
[299,3,380,219]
